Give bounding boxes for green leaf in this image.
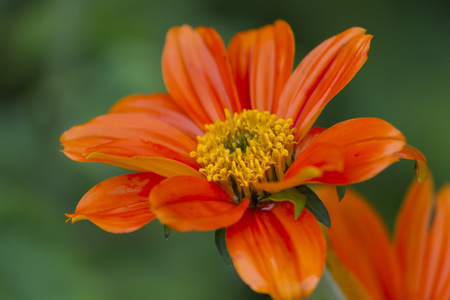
[336,186,346,202]
[163,225,171,240]
[215,228,232,266]
[264,188,306,220]
[298,186,331,229]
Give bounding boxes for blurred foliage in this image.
[1,0,449,299]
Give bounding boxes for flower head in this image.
[317,176,450,300]
[61,21,426,299]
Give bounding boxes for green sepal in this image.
[163,225,171,240]
[297,186,331,228]
[264,188,306,220]
[336,185,346,202]
[215,228,232,266]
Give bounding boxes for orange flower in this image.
[61,21,426,299]
[317,177,450,300]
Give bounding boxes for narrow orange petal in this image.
[394,176,434,298]
[228,21,294,113]
[196,26,242,114]
[227,29,257,110]
[420,184,450,300]
[316,185,402,300]
[226,202,326,300]
[276,27,371,141]
[249,20,294,113]
[87,153,202,178]
[60,113,197,163]
[83,139,198,170]
[310,118,406,185]
[108,93,203,138]
[162,25,240,127]
[149,176,249,232]
[66,173,164,233]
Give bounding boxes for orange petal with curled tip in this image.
[60,113,197,163]
[315,185,402,300]
[226,201,325,300]
[310,118,406,185]
[276,27,371,142]
[149,176,249,232]
[66,172,165,233]
[394,176,434,298]
[108,93,203,138]
[394,145,429,182]
[162,25,240,126]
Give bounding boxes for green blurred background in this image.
[1,0,449,299]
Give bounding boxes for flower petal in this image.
[432,185,450,299]
[428,184,450,299]
[228,21,294,113]
[108,93,203,138]
[255,118,406,192]
[250,20,294,113]
[162,25,240,126]
[394,176,434,298]
[226,201,325,300]
[196,26,242,114]
[66,172,164,233]
[294,126,327,156]
[310,118,406,185]
[227,29,257,110]
[60,113,197,162]
[87,153,201,178]
[418,184,450,299]
[109,93,183,114]
[276,27,371,141]
[149,176,249,232]
[316,185,402,300]
[84,139,198,170]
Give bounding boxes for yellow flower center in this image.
[190,109,296,198]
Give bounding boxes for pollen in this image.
[190,110,296,188]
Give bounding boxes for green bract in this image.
[264,188,307,220]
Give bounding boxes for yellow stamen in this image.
[190,109,296,191]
